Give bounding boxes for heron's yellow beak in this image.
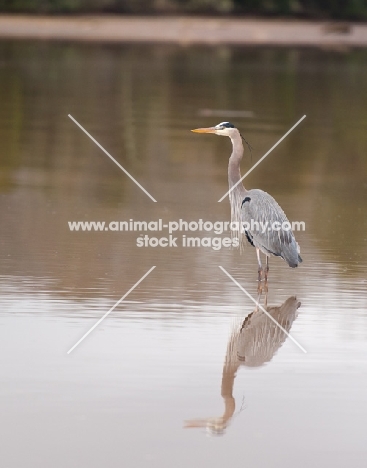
[191,127,216,134]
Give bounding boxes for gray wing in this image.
[241,189,302,268]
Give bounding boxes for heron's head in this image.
[191,122,238,137]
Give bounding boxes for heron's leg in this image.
[263,278,268,298]
[256,279,263,298]
[256,248,263,282]
[264,256,269,282]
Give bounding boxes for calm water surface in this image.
[0,41,367,467]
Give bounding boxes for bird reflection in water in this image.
[184,293,301,436]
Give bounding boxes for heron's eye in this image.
[216,121,235,130]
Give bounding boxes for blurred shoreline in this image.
[0,15,367,46]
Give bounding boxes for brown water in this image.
[0,41,367,467]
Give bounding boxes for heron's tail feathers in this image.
[282,245,303,268]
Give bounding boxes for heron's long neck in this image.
[228,132,246,197]
[227,131,246,246]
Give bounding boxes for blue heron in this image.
[192,122,302,280]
